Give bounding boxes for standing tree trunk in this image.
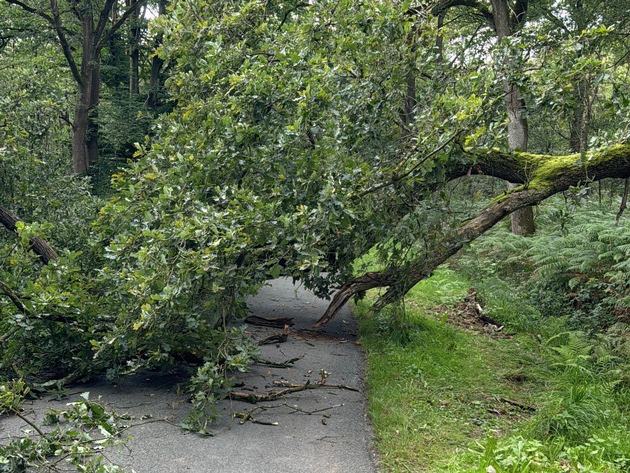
[490,0,535,235]
[567,1,592,154]
[128,0,140,96]
[72,19,101,174]
[87,63,101,169]
[148,0,167,110]
[72,83,91,174]
[569,78,591,153]
[68,3,103,174]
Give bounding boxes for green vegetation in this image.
[1,380,128,472]
[360,201,630,472]
[1,2,630,467]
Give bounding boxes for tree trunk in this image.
[72,66,101,173]
[491,0,535,235]
[0,205,59,264]
[148,0,167,110]
[128,0,140,96]
[72,14,101,173]
[148,53,164,110]
[87,63,101,169]
[72,84,90,174]
[509,201,535,234]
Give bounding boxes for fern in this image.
[472,200,630,329]
[530,332,624,443]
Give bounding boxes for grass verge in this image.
[357,268,630,472]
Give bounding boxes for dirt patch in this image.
[442,289,514,339]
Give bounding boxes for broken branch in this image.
[229,371,358,404]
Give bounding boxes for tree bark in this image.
[72,85,91,174]
[567,2,592,154]
[72,46,101,173]
[128,0,140,96]
[87,63,101,168]
[148,0,167,110]
[490,0,535,235]
[0,205,59,264]
[316,144,630,325]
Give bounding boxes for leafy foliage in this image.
[87,0,483,375]
[0,380,128,472]
[0,40,104,382]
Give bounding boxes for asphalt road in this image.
[1,278,378,473]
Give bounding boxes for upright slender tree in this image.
[2,0,146,173]
[490,0,536,235]
[146,0,166,110]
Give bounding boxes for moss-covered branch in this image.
[316,144,630,325]
[466,144,630,189]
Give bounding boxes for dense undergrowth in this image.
[359,197,630,472]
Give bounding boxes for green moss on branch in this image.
[474,144,630,191]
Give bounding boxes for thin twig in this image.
[230,372,358,404]
[359,131,461,197]
[13,410,46,437]
[255,355,304,367]
[287,403,345,415]
[616,178,629,222]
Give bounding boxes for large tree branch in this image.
[98,0,146,50]
[49,0,82,85]
[4,0,55,23]
[0,205,59,264]
[315,144,630,325]
[93,0,117,48]
[468,144,630,186]
[418,0,494,25]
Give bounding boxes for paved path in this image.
[1,279,377,472]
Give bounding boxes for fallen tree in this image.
[316,144,630,325]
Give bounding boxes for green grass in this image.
[357,268,630,472]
